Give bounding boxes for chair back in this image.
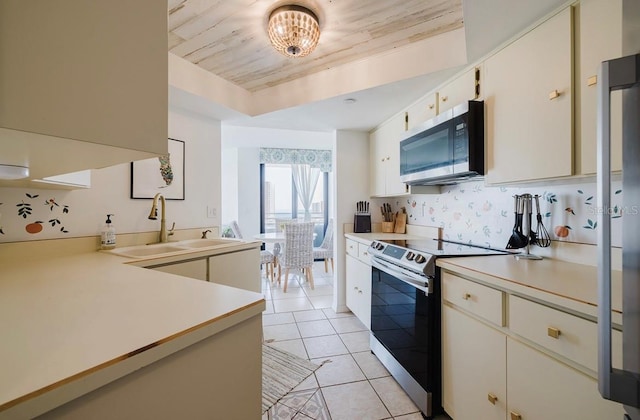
[281,221,314,269]
[229,220,243,239]
[274,218,293,232]
[319,219,334,251]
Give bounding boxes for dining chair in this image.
[229,220,276,281]
[313,219,334,273]
[277,221,315,293]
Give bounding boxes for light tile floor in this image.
[261,261,451,420]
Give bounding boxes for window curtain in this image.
[259,148,332,172]
[291,164,321,221]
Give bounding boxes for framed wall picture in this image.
[131,138,185,200]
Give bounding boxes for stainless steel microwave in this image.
[399,100,484,185]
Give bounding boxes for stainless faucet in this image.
[148,193,174,243]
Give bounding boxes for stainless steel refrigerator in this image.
[597,2,640,419]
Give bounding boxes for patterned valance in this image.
[259,148,332,172]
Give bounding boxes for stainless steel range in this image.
[367,239,506,418]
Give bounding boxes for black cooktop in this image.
[378,239,508,257]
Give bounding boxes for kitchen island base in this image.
[35,315,262,420]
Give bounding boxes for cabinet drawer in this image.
[442,272,505,326]
[357,243,372,265]
[509,295,622,372]
[346,239,358,258]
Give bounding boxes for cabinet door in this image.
[345,254,371,328]
[438,67,480,113]
[345,255,360,313]
[369,113,409,197]
[384,113,410,196]
[369,128,388,197]
[484,8,573,184]
[507,338,624,420]
[442,305,506,420]
[407,93,438,130]
[577,0,623,174]
[354,261,371,329]
[209,248,261,293]
[152,259,208,281]
[0,1,167,154]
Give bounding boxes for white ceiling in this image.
[169,0,570,132]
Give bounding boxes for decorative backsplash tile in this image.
[394,179,623,249]
[1,192,72,240]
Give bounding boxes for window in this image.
[261,163,329,246]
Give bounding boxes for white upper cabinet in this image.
[438,66,481,114]
[0,0,168,184]
[484,7,573,185]
[576,0,623,174]
[406,66,480,131]
[370,113,410,197]
[407,93,438,131]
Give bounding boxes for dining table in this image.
[252,232,285,243]
[252,232,317,243]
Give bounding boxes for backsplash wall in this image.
[386,179,624,249]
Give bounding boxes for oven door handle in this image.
[371,258,432,294]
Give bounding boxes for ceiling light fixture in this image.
[0,164,29,180]
[268,5,320,58]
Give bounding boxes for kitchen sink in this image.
[105,238,242,258]
[107,244,187,258]
[177,238,240,248]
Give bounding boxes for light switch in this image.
[207,206,216,218]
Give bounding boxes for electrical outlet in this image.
[207,206,216,218]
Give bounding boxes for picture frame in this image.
[130,138,185,200]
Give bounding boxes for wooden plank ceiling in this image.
[168,0,463,92]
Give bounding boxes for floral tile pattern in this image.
[1,192,71,240]
[387,179,623,248]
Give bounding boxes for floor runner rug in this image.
[262,344,321,414]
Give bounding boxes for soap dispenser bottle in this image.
[101,214,116,250]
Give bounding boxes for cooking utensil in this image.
[522,194,537,246]
[506,195,528,249]
[534,195,551,247]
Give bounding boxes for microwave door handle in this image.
[597,54,640,407]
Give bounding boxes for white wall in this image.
[221,125,334,239]
[0,107,222,243]
[333,130,370,312]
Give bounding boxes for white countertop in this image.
[0,246,265,415]
[344,231,621,321]
[437,255,622,318]
[344,232,428,244]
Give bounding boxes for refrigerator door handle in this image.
[597,54,640,408]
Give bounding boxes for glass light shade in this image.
[268,5,320,58]
[0,164,29,180]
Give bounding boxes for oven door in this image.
[370,258,441,415]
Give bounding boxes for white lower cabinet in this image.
[506,337,624,420]
[147,247,261,292]
[345,253,371,329]
[151,259,208,281]
[208,248,261,293]
[442,270,624,420]
[345,238,373,327]
[442,304,506,420]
